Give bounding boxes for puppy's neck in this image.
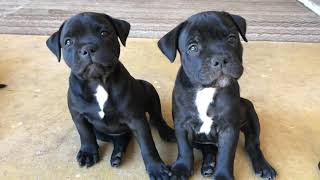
[101,61,120,85]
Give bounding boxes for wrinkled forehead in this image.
[180,13,236,43]
[61,14,113,37]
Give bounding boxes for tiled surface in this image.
[0,35,319,179]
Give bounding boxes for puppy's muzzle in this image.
[78,44,116,78]
[210,55,242,77]
[210,55,230,69]
[79,44,115,69]
[83,64,103,78]
[79,44,98,60]
[199,55,242,87]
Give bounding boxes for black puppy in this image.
[158,11,276,180]
[46,12,175,179]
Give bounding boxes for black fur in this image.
[46,12,175,179]
[158,11,276,180]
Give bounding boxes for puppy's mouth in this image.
[214,75,232,87]
[198,64,243,88]
[200,72,233,88]
[82,63,115,79]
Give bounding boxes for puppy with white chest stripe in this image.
[46,12,176,179]
[158,11,277,180]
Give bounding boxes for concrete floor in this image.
[0,35,319,179]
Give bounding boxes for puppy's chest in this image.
[94,85,109,118]
[194,87,217,135]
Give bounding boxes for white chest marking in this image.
[195,88,217,135]
[95,85,108,118]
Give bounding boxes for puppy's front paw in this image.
[146,161,171,180]
[76,150,99,168]
[201,161,215,177]
[253,160,277,179]
[170,161,192,180]
[110,151,123,167]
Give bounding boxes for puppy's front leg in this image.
[127,116,171,179]
[72,112,99,167]
[171,125,194,180]
[214,126,239,180]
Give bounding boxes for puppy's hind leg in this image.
[0,84,6,88]
[143,81,176,142]
[110,133,131,167]
[240,98,277,179]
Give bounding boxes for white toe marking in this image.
[195,88,217,135]
[95,85,108,118]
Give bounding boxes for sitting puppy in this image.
[158,11,276,180]
[46,12,175,179]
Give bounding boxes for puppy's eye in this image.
[188,44,199,53]
[101,31,108,37]
[227,34,237,44]
[64,39,73,46]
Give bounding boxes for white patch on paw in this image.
[95,85,108,118]
[195,88,217,135]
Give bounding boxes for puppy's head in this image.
[46,12,130,80]
[158,11,247,87]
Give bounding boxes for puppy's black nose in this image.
[211,57,229,68]
[79,44,98,57]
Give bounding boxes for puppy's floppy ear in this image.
[46,22,64,62]
[105,15,130,46]
[158,22,185,63]
[226,13,248,42]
